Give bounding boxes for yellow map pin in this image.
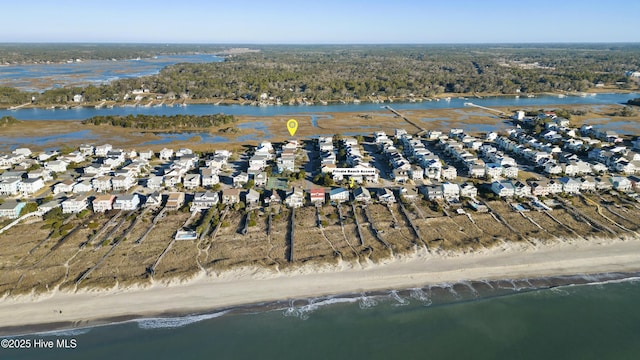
[287,119,298,136]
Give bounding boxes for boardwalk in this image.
[383,105,426,134]
[463,102,505,116]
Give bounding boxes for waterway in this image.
[0,92,637,120]
[0,54,224,91]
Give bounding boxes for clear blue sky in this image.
[2,0,638,43]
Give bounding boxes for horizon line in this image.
[1,41,640,46]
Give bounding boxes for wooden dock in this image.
[383,106,427,135]
[463,102,505,116]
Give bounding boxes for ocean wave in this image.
[358,293,378,310]
[409,288,432,306]
[136,310,230,329]
[389,290,409,307]
[33,327,93,337]
[283,296,360,320]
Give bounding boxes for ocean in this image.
[4,274,640,360]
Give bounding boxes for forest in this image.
[81,113,236,129]
[1,44,639,106]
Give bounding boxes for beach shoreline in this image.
[2,235,640,336]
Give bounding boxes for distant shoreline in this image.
[1,89,637,111]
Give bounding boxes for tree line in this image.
[81,114,236,129]
[1,44,639,106]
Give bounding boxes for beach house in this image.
[113,194,141,211]
[92,194,115,213]
[200,167,220,187]
[377,188,396,203]
[0,178,21,196]
[183,174,201,190]
[329,188,349,203]
[491,181,515,197]
[18,177,44,196]
[165,192,185,211]
[144,192,163,208]
[62,196,89,214]
[421,185,443,201]
[222,188,240,205]
[442,183,460,201]
[244,189,261,209]
[353,186,372,203]
[53,180,75,195]
[0,201,26,219]
[309,188,326,204]
[190,191,219,211]
[285,187,304,208]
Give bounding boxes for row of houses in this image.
[397,132,457,182]
[322,137,379,184]
[490,175,637,198]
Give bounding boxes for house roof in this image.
[330,187,348,195]
[94,194,115,202]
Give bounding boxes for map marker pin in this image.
[287,119,298,136]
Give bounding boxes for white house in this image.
[285,187,304,208]
[0,178,21,196]
[233,173,249,188]
[53,180,75,195]
[263,190,282,206]
[183,174,201,190]
[529,181,550,197]
[139,150,154,160]
[18,177,44,196]
[442,183,460,201]
[485,163,503,180]
[92,176,113,192]
[329,188,350,203]
[580,177,597,192]
[94,144,113,157]
[200,168,220,187]
[491,181,515,197]
[37,200,62,215]
[245,189,261,209]
[0,201,26,219]
[353,187,372,203]
[92,195,115,213]
[377,188,396,203]
[502,165,519,179]
[145,192,163,208]
[548,179,564,194]
[559,177,581,194]
[421,185,444,201]
[62,196,89,214]
[159,148,174,161]
[28,169,52,182]
[72,180,93,193]
[113,194,141,211]
[277,154,296,173]
[459,182,478,199]
[513,181,531,197]
[610,176,632,192]
[45,160,68,173]
[222,188,241,205]
[191,191,219,211]
[254,172,268,187]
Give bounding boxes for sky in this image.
[2,0,638,43]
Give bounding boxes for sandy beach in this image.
[2,235,640,335]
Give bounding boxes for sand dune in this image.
[2,235,640,334]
